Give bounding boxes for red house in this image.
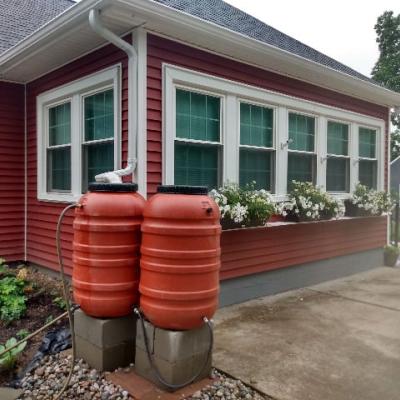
[1,0,399,305]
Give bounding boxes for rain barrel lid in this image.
[88,183,138,192]
[157,185,208,195]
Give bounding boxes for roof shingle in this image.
[0,0,74,54]
[154,0,376,84]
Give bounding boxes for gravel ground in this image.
[16,353,132,400]
[15,352,268,400]
[187,370,269,400]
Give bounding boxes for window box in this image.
[220,216,387,280]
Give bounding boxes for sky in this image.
[224,0,400,78]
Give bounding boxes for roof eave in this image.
[1,0,399,108]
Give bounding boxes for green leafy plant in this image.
[53,296,67,310]
[0,276,27,324]
[278,181,345,221]
[345,184,393,217]
[16,329,29,340]
[45,315,54,324]
[384,245,400,267]
[0,337,27,370]
[209,182,276,228]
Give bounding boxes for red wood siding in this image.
[26,42,129,274]
[221,217,387,280]
[0,82,25,261]
[147,34,390,195]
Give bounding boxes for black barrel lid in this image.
[157,185,208,195]
[88,183,138,193]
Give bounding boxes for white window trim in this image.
[37,66,121,202]
[163,64,385,199]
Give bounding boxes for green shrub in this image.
[0,276,27,324]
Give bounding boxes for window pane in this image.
[288,113,315,152]
[47,147,71,191]
[359,160,377,189]
[287,153,315,187]
[326,157,350,192]
[175,142,219,189]
[82,142,114,191]
[327,121,349,156]
[84,89,114,142]
[359,127,376,158]
[239,149,273,191]
[240,103,273,147]
[176,89,220,142]
[48,103,71,146]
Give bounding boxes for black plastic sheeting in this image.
[10,327,71,387]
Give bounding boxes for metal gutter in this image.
[88,8,137,180]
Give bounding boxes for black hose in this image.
[54,203,78,400]
[134,308,214,391]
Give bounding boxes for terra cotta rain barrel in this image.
[139,185,221,330]
[72,183,145,317]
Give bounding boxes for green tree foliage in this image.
[391,129,400,161]
[372,11,400,128]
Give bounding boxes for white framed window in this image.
[37,66,121,202]
[326,120,350,193]
[239,101,275,191]
[163,64,385,197]
[287,111,317,189]
[358,126,378,189]
[174,87,223,188]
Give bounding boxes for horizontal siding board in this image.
[0,81,25,261]
[26,39,130,272]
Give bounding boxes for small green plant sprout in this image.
[53,296,67,310]
[45,315,54,324]
[0,276,27,324]
[0,337,27,370]
[16,329,29,340]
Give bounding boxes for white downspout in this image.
[88,8,138,183]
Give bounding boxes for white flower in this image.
[306,211,311,217]
[230,203,248,223]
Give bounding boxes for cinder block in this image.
[135,347,212,390]
[74,309,136,348]
[154,324,211,362]
[75,335,135,371]
[134,319,213,390]
[135,319,211,361]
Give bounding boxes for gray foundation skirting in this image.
[219,248,383,307]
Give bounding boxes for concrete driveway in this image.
[213,267,400,400]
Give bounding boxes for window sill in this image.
[37,192,81,203]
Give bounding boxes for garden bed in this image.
[0,264,68,386]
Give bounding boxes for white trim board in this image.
[163,64,386,197]
[36,65,121,202]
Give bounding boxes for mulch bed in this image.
[0,266,68,386]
